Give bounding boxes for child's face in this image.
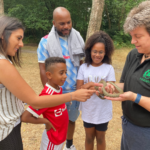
[91,42,105,67]
[47,63,67,89]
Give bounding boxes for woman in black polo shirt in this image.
[105,1,150,150]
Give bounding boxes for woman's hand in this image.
[104,91,136,102]
[80,82,115,97]
[93,82,114,96]
[72,89,96,102]
[99,82,124,94]
[80,82,104,96]
[102,82,115,94]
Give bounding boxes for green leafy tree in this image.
[101,0,143,47]
[4,0,91,42]
[3,0,144,46]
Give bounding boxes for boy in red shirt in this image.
[21,57,69,150]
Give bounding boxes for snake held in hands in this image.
[95,79,123,99]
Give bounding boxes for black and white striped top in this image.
[0,55,24,141]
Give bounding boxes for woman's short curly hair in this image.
[85,31,114,66]
[124,1,150,34]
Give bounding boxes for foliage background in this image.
[4,0,144,48]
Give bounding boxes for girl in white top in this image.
[0,15,95,150]
[77,31,116,150]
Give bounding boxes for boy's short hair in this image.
[45,57,66,72]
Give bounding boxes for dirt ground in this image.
[18,46,131,150]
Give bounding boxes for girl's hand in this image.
[72,89,96,102]
[81,82,103,90]
[45,119,56,131]
[104,83,115,94]
[104,91,136,102]
[96,83,115,95]
[79,82,103,97]
[81,82,95,90]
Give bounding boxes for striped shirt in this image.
[0,55,24,141]
[37,35,78,94]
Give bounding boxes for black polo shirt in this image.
[120,48,150,127]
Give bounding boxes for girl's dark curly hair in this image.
[85,31,114,66]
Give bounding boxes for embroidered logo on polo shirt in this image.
[140,69,150,83]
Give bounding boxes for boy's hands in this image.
[21,110,56,131]
[44,118,56,131]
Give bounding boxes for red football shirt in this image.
[27,83,69,145]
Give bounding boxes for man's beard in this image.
[55,27,71,37]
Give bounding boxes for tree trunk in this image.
[86,0,105,41]
[0,0,4,16]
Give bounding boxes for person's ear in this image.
[0,35,4,40]
[52,20,55,26]
[46,71,52,80]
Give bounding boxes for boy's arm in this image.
[21,110,56,131]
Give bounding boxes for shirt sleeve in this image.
[26,106,48,118]
[106,65,116,82]
[37,37,50,63]
[77,64,84,80]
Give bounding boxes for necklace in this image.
[144,54,150,58]
[141,54,150,63]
